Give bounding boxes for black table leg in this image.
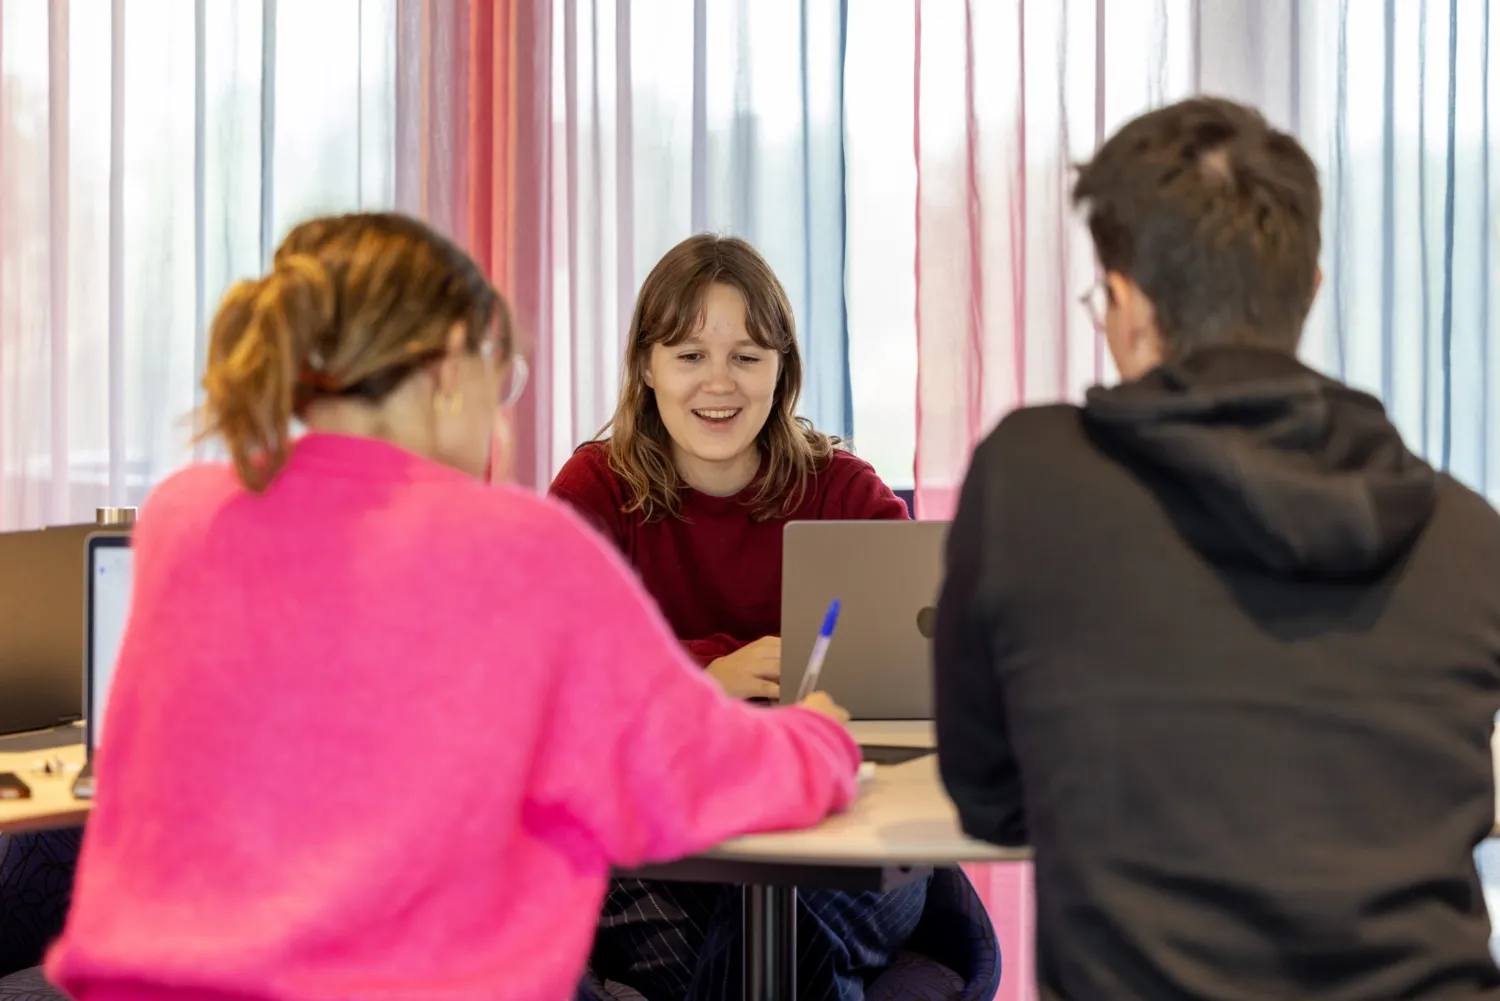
[743,883,797,1001]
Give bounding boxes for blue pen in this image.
[795,599,842,702]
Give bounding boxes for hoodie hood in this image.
[1083,347,1439,580]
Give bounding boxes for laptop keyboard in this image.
[859,745,934,766]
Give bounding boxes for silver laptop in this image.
[72,533,133,799]
[780,520,950,721]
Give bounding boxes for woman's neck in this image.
[673,444,761,497]
[304,399,431,461]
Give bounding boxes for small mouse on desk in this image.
[0,772,32,799]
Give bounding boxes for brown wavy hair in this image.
[200,212,511,491]
[598,233,838,522]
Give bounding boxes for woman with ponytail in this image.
[45,213,859,1001]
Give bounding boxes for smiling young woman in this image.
[550,232,908,689]
[587,232,845,523]
[549,232,931,1001]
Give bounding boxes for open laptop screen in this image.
[87,538,133,751]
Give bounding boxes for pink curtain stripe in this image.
[411,0,552,488]
[912,0,925,514]
[962,0,985,462]
[1008,0,1028,416]
[47,0,70,523]
[482,0,554,489]
[964,862,1036,1001]
[1,4,8,520]
[467,0,495,276]
[1054,4,1072,399]
[394,0,422,214]
[435,0,470,248]
[1092,0,1106,385]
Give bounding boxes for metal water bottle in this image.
[95,506,137,527]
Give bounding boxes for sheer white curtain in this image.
[0,0,396,530]
[1296,0,1500,496]
[845,0,1500,513]
[543,0,851,476]
[845,0,1202,503]
[0,0,855,521]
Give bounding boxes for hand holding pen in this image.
[795,599,841,702]
[798,600,858,723]
[793,600,850,727]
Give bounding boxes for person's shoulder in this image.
[549,441,637,539]
[554,440,613,476]
[550,441,625,501]
[808,446,909,519]
[452,477,585,543]
[1430,474,1500,549]
[415,476,621,584]
[136,462,240,534]
[988,402,1087,447]
[969,403,1090,473]
[818,445,882,483]
[146,460,238,504]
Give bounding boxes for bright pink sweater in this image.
[46,433,859,1001]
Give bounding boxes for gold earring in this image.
[435,390,463,415]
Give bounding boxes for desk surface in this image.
[0,725,88,834]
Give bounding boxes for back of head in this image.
[201,212,508,491]
[1073,97,1322,355]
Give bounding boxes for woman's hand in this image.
[707,636,781,701]
[796,691,851,728]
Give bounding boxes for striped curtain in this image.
[4,4,1497,519]
[394,0,554,488]
[1301,0,1500,497]
[896,0,1500,518]
[0,0,396,529]
[542,0,853,472]
[404,0,853,487]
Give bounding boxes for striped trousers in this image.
[590,874,932,1001]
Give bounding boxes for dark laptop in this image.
[72,533,133,799]
[0,524,107,736]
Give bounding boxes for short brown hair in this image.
[598,233,837,521]
[1073,96,1322,354]
[201,212,511,491]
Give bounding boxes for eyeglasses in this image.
[477,336,529,408]
[499,354,528,408]
[1078,281,1108,333]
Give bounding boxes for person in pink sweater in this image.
[45,212,859,1001]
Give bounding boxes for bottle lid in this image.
[95,506,137,526]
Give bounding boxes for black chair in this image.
[0,827,83,1000]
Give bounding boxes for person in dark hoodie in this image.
[933,95,1500,1001]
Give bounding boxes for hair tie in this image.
[298,369,341,393]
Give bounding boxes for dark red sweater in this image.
[549,443,909,665]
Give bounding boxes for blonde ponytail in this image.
[200,254,335,492]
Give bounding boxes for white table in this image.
[623,721,1026,1001]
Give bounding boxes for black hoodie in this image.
[934,348,1500,1001]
